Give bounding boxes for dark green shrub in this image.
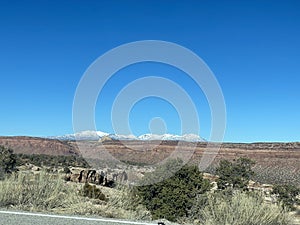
[81,183,107,201]
[16,153,89,168]
[63,166,71,174]
[272,184,300,210]
[135,159,211,222]
[0,146,17,179]
[216,157,255,190]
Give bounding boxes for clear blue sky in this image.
[0,0,299,142]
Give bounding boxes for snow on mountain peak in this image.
[138,133,205,142]
[49,131,206,142]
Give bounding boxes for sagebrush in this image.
[189,191,292,225]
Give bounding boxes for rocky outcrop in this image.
[65,167,128,187]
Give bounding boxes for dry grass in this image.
[0,171,294,224]
[0,171,150,221]
[188,192,293,225]
[70,184,151,220]
[0,171,78,211]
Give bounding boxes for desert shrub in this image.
[68,184,151,220]
[107,184,151,220]
[190,191,292,225]
[16,153,89,168]
[108,185,141,210]
[81,183,107,201]
[253,165,300,187]
[216,157,255,191]
[120,160,150,167]
[63,166,71,174]
[0,146,17,179]
[0,171,79,210]
[136,159,211,222]
[272,184,300,210]
[0,170,148,220]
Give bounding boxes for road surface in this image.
[0,210,158,225]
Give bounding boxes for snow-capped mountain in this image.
[48,131,108,141]
[138,133,205,142]
[108,134,138,140]
[49,131,206,142]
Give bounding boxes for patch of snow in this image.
[49,131,206,142]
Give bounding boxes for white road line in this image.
[0,210,157,225]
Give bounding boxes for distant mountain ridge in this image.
[48,130,206,142]
[0,135,299,186]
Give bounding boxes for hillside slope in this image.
[0,136,79,156]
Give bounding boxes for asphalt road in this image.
[0,210,158,225]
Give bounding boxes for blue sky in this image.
[0,0,299,142]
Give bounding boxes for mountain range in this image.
[48,130,206,142]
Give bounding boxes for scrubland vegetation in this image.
[0,171,77,211]
[187,192,291,225]
[0,145,299,224]
[16,153,89,168]
[0,171,150,219]
[254,164,300,187]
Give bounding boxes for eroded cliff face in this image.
[0,136,79,156]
